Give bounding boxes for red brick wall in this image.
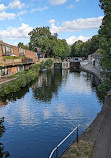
[25,50,37,62]
[24,65,30,70]
[8,66,18,75]
[13,46,19,57]
[0,44,2,58]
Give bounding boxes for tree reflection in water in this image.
[32,69,62,102]
[0,117,10,158]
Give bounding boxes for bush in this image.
[98,80,111,97]
[44,59,53,69]
[3,56,21,59]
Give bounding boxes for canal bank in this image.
[61,62,111,158]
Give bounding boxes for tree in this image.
[71,40,83,57]
[88,35,100,54]
[18,42,29,50]
[61,39,71,59]
[28,26,52,52]
[71,35,100,57]
[98,0,111,93]
[28,26,71,59]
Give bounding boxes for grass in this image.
[61,140,93,158]
[3,56,21,59]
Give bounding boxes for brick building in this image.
[0,40,38,77]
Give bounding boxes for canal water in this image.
[0,69,103,158]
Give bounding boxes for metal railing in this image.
[49,124,80,158]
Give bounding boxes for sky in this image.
[0,0,104,45]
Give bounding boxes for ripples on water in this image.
[0,69,103,158]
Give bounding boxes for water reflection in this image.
[0,69,103,106]
[0,82,33,104]
[32,69,62,102]
[0,69,103,158]
[82,72,103,101]
[0,117,10,158]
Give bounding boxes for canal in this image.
[0,69,103,158]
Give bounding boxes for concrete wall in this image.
[62,62,70,69]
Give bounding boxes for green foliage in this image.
[33,69,62,102]
[44,59,53,69]
[18,42,29,50]
[71,35,100,57]
[28,26,71,59]
[28,26,51,52]
[39,59,53,69]
[71,40,83,57]
[98,0,111,93]
[3,56,21,59]
[39,61,45,69]
[98,80,111,95]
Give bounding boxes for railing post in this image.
[56,147,58,158]
[49,125,80,158]
[77,127,78,143]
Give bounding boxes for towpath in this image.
[80,61,101,81]
[91,98,111,158]
[0,76,16,85]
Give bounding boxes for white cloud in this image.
[66,35,91,45]
[0,23,33,39]
[50,0,67,5]
[0,12,16,20]
[66,4,74,9]
[9,0,25,9]
[17,10,27,16]
[50,16,103,33]
[0,4,7,11]
[75,0,80,2]
[49,19,55,23]
[31,6,49,12]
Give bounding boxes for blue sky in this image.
[0,0,104,45]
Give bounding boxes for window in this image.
[2,45,6,55]
[11,47,13,55]
[2,45,13,56]
[19,48,25,56]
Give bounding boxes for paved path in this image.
[0,77,16,86]
[0,77,16,85]
[80,61,101,81]
[92,96,111,158]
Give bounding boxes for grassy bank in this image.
[61,140,94,158]
[0,59,53,97]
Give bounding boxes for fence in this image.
[49,125,80,158]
